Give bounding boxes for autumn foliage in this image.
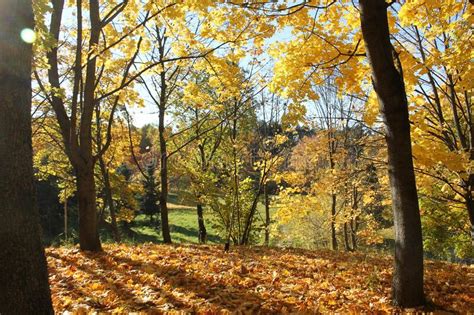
[47,244,473,313]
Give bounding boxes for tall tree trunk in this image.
[350,216,358,250]
[240,180,265,245]
[264,183,270,246]
[76,166,102,251]
[350,188,359,251]
[360,0,424,307]
[330,193,338,250]
[328,130,338,251]
[343,223,351,251]
[197,204,207,243]
[0,0,53,312]
[99,157,120,242]
[466,185,474,246]
[196,139,208,244]
[159,102,171,243]
[64,195,68,242]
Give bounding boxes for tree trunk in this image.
[264,183,270,246]
[343,223,351,251]
[330,193,338,250]
[77,167,102,251]
[0,0,53,312]
[240,182,264,245]
[350,216,358,250]
[360,0,425,307]
[328,130,338,251]
[350,189,359,251]
[64,195,68,242]
[466,187,474,246]
[159,103,172,244]
[99,157,120,242]
[197,204,207,243]
[159,159,171,243]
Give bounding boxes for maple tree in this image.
[174,91,226,244]
[34,0,150,251]
[261,0,461,306]
[274,81,389,252]
[396,1,474,250]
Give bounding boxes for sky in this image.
[43,3,296,128]
[129,23,294,128]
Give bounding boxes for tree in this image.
[0,0,53,312]
[359,0,424,307]
[396,1,473,251]
[175,105,224,244]
[141,163,160,226]
[139,26,182,244]
[259,0,426,306]
[136,3,267,243]
[37,0,161,251]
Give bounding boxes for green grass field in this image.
[125,207,224,244]
[119,200,275,246]
[49,189,277,247]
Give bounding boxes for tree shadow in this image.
[47,245,473,313]
[49,247,291,312]
[48,251,145,311]
[121,226,163,244]
[92,251,280,312]
[169,224,223,244]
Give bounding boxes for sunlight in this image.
[0,0,471,313]
[20,28,36,44]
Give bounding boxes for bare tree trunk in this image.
[64,195,68,242]
[197,204,207,243]
[240,174,267,245]
[330,193,338,250]
[360,0,424,307]
[98,157,120,242]
[350,217,358,250]
[0,0,53,312]
[264,183,270,246]
[196,137,208,244]
[327,128,338,251]
[343,223,351,251]
[159,101,171,244]
[76,166,102,251]
[350,189,359,251]
[465,185,474,246]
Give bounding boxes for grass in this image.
[119,201,276,246]
[124,204,224,245]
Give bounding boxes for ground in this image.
[47,244,473,313]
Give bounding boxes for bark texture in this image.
[264,183,270,246]
[360,0,424,307]
[0,0,53,312]
[159,87,172,244]
[330,193,338,251]
[465,173,474,245]
[76,166,102,250]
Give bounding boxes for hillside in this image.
[47,244,473,313]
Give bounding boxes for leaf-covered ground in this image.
[47,244,473,313]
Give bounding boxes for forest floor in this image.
[47,244,473,313]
